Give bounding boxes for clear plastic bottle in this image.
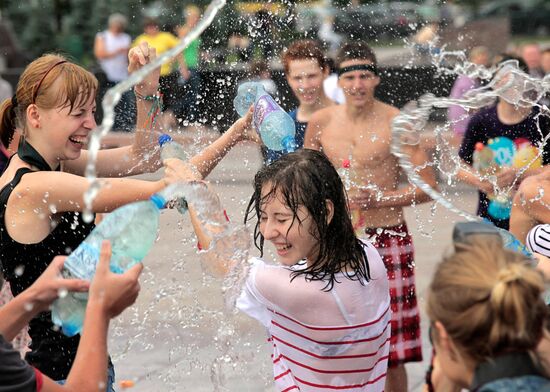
[158,134,201,214]
[233,81,296,152]
[51,194,166,337]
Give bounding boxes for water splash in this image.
[391,57,550,222]
[82,0,228,222]
[157,183,251,311]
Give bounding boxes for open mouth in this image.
[276,244,292,251]
[68,136,87,145]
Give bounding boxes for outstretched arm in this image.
[510,172,550,242]
[66,43,163,177]
[376,143,436,207]
[163,108,256,180]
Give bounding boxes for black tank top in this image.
[0,141,95,380]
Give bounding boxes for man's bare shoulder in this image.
[375,100,400,119]
[309,105,341,123]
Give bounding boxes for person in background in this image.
[94,13,135,132]
[0,241,142,392]
[426,236,550,391]
[263,40,334,164]
[323,57,346,105]
[457,55,550,230]
[447,46,490,142]
[176,5,202,124]
[521,43,545,79]
[133,17,189,129]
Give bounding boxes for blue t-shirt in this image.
[264,109,307,165]
[459,105,550,229]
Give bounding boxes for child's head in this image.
[427,236,548,387]
[245,149,370,289]
[0,53,97,148]
[282,40,329,106]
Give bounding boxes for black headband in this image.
[337,64,378,77]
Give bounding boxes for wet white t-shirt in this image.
[237,241,390,391]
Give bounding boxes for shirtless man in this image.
[304,41,436,392]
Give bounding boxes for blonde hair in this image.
[0,53,97,146]
[427,237,548,364]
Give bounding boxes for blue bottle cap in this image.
[150,194,166,209]
[158,134,173,147]
[62,322,80,337]
[281,136,296,152]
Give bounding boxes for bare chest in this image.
[320,121,394,169]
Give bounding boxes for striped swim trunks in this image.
[364,223,423,367]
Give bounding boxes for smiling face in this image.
[30,78,97,163]
[286,59,328,106]
[259,184,320,266]
[338,59,380,107]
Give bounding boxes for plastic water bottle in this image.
[51,193,166,337]
[233,81,296,152]
[496,226,534,259]
[158,134,200,214]
[159,134,189,162]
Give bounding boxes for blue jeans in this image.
[57,362,115,391]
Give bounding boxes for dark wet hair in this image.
[245,149,371,290]
[336,41,377,68]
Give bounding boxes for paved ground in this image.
[108,139,478,391]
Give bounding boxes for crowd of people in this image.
[0,5,550,392]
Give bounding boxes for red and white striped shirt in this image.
[237,242,390,391]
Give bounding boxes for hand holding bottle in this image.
[88,241,142,319]
[26,257,90,314]
[234,81,296,151]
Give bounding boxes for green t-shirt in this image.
[183,38,201,69]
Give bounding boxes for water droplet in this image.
[14,265,25,276]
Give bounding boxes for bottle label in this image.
[64,242,100,280]
[253,95,278,130]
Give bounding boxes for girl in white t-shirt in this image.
[173,149,391,391]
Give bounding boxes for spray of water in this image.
[82,0,227,223]
[157,182,251,309]
[391,57,550,222]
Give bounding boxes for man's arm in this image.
[303,111,326,151]
[372,143,437,208]
[510,172,550,241]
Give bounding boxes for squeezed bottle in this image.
[51,193,166,337]
[233,81,296,152]
[158,134,202,214]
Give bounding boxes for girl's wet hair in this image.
[245,149,371,290]
[0,53,97,148]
